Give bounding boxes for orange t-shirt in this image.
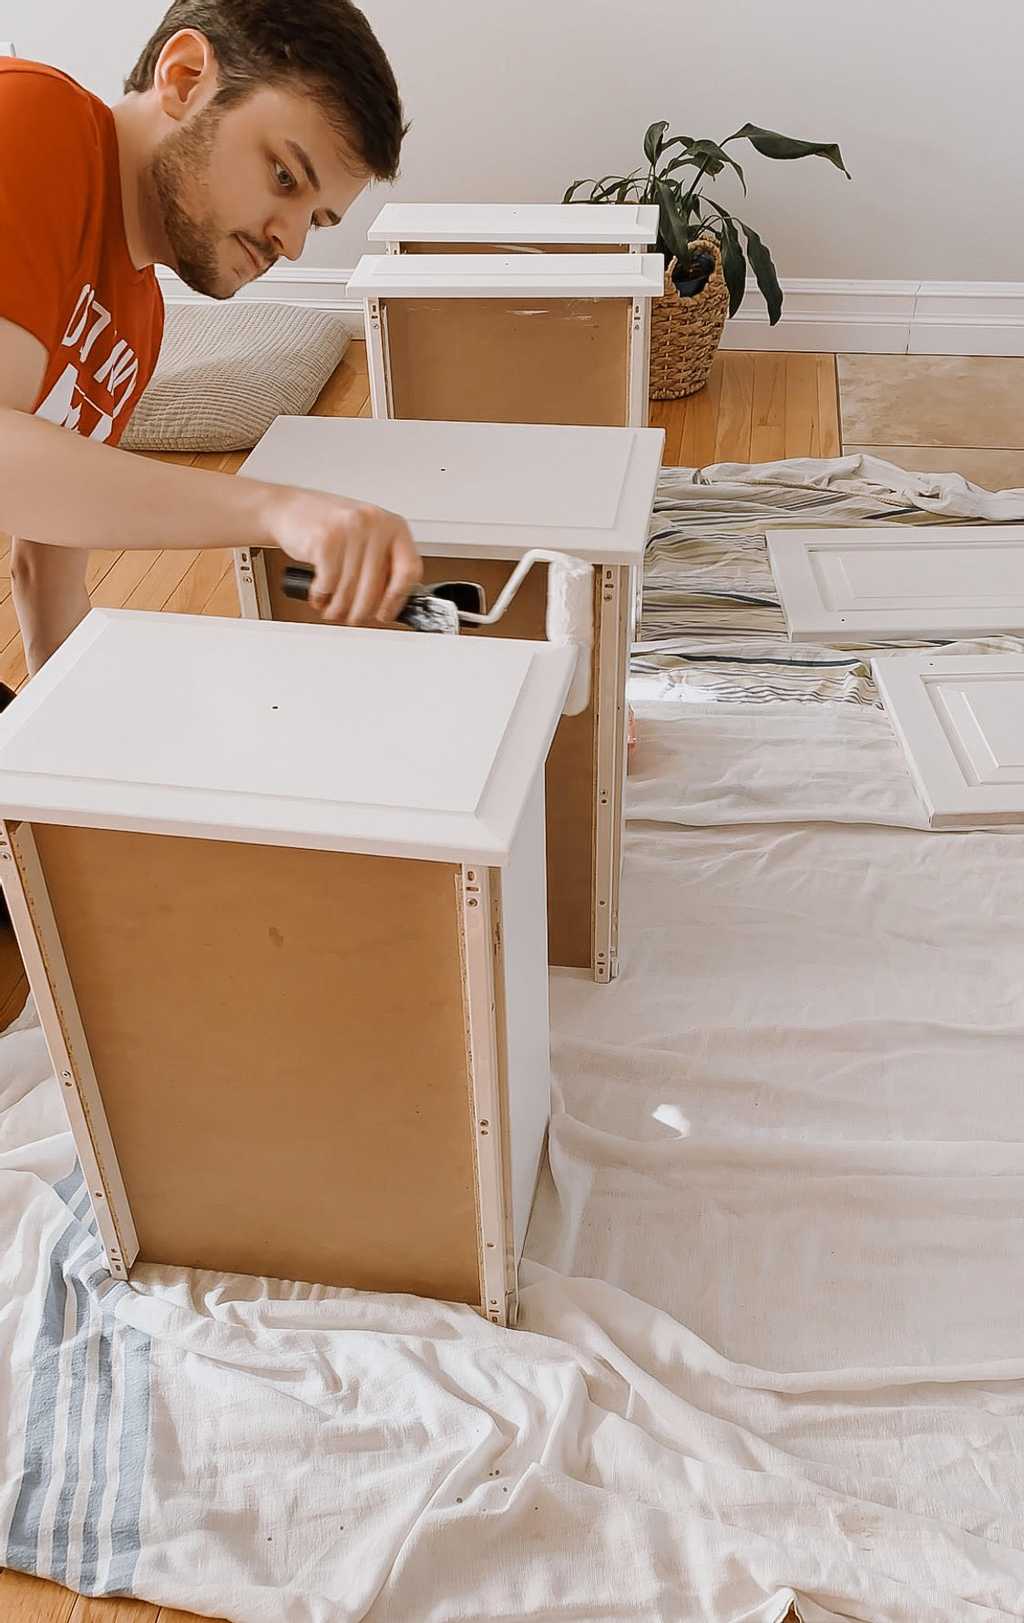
[0,60,163,445]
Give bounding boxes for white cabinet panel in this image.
[367,202,659,245]
[239,417,663,564]
[768,527,1024,642]
[0,610,572,864]
[874,652,1024,827]
[348,251,665,299]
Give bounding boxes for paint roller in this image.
[282,549,593,715]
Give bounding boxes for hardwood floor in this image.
[1,344,836,1623]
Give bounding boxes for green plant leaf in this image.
[652,177,691,268]
[563,171,645,204]
[644,120,671,165]
[677,138,747,193]
[727,124,851,178]
[658,134,694,157]
[738,219,783,323]
[662,152,700,176]
[711,206,748,318]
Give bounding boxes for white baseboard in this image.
[721,279,1024,357]
[156,266,364,337]
[157,266,1024,357]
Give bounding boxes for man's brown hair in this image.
[125,0,406,179]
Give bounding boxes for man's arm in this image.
[1,318,420,626]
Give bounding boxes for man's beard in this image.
[150,104,230,299]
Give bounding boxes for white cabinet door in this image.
[768,527,1024,642]
[874,653,1024,827]
[0,609,573,864]
[239,417,663,564]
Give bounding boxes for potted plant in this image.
[565,122,851,399]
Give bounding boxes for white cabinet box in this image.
[346,252,664,431]
[368,202,660,256]
[236,416,665,980]
[0,610,573,1325]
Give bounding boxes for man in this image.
[0,0,421,682]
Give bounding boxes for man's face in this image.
[150,84,368,299]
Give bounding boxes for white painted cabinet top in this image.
[0,611,573,864]
[347,252,665,300]
[874,653,1024,829]
[768,527,1024,642]
[367,202,661,245]
[239,418,664,564]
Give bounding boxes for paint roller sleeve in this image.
[546,555,594,717]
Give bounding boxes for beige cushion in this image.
[121,301,351,454]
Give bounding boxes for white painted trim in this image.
[252,549,272,618]
[365,298,391,418]
[593,567,629,983]
[629,296,650,429]
[461,865,515,1326]
[233,549,262,619]
[157,263,1024,357]
[0,821,139,1277]
[909,282,1024,357]
[155,266,364,336]
[721,277,1024,357]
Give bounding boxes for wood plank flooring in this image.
[2,344,836,1623]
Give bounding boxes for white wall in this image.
[5,0,1020,282]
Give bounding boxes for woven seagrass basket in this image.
[649,237,729,400]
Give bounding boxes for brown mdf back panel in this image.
[383,299,631,428]
[418,556,598,970]
[402,242,630,255]
[33,824,482,1304]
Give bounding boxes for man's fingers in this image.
[287,507,421,627]
[349,541,391,627]
[379,529,422,623]
[322,532,365,624]
[309,556,341,612]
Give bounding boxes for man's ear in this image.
[152,28,219,124]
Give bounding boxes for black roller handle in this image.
[281,565,486,633]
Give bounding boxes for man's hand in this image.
[267,487,421,626]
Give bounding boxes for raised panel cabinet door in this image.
[874,652,1024,827]
[768,527,1024,643]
